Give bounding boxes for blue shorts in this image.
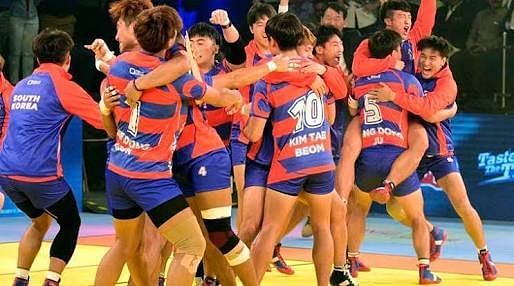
[229,139,247,166]
[268,171,335,196]
[417,155,460,180]
[173,150,232,197]
[0,177,71,210]
[106,169,183,212]
[355,148,420,197]
[244,160,269,189]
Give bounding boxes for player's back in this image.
[257,73,335,184]
[353,69,423,150]
[0,65,83,177]
[107,51,194,179]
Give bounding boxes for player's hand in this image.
[103,86,121,110]
[124,80,142,108]
[209,9,231,26]
[368,82,395,102]
[394,60,405,71]
[224,89,243,115]
[299,60,327,75]
[310,76,328,97]
[85,39,111,60]
[0,54,5,71]
[272,55,295,72]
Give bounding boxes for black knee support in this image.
[45,191,81,263]
[203,217,239,254]
[147,195,189,228]
[15,200,44,219]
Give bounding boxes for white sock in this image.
[418,258,430,266]
[15,268,29,280]
[347,251,359,258]
[478,245,488,254]
[46,271,61,282]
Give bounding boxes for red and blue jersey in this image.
[352,0,437,76]
[353,69,424,150]
[0,64,103,180]
[251,72,335,184]
[107,51,206,179]
[202,60,233,146]
[0,73,13,144]
[415,66,457,156]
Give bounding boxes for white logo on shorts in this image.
[198,166,207,177]
[447,157,454,163]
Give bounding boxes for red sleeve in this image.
[55,80,104,130]
[351,39,397,77]
[394,76,457,119]
[323,66,348,100]
[409,0,437,44]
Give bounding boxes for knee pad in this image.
[160,214,205,273]
[201,207,250,266]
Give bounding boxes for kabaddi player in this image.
[369,35,498,281]
[350,29,442,284]
[244,12,340,285]
[0,29,104,286]
[0,71,12,212]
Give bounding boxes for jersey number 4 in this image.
[288,91,325,133]
[364,96,383,125]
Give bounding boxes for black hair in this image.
[380,0,411,22]
[187,22,222,46]
[417,36,451,58]
[314,25,342,48]
[265,12,304,51]
[247,2,277,26]
[368,29,402,59]
[32,28,74,65]
[322,1,348,19]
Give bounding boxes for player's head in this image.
[321,2,347,31]
[368,29,402,60]
[314,25,343,68]
[417,36,451,79]
[187,22,222,69]
[265,12,304,55]
[247,3,277,49]
[133,6,181,54]
[109,0,153,52]
[32,28,74,72]
[297,25,316,58]
[380,0,412,40]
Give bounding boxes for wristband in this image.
[221,21,232,29]
[266,61,277,72]
[132,79,143,92]
[99,99,111,116]
[348,95,359,109]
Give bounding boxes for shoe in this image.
[272,243,294,275]
[479,251,497,281]
[12,277,29,286]
[301,218,313,238]
[369,181,394,204]
[330,268,359,286]
[429,226,447,262]
[158,276,165,286]
[419,264,442,284]
[348,256,371,277]
[202,276,218,286]
[43,279,60,286]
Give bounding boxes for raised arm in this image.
[210,9,246,70]
[409,0,437,43]
[351,39,397,77]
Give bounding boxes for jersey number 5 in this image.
[288,91,325,133]
[364,96,383,125]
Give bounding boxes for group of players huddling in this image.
[0,0,499,285]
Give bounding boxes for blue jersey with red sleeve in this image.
[251,72,335,184]
[353,69,424,150]
[416,67,457,156]
[0,64,103,180]
[107,51,206,179]
[202,60,233,146]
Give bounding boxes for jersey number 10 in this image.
[288,91,325,133]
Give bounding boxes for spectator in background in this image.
[321,1,363,73]
[434,0,487,51]
[466,0,508,53]
[8,0,40,83]
[344,0,384,37]
[0,0,10,73]
[280,0,328,29]
[38,0,77,38]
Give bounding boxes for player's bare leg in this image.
[238,186,266,247]
[17,213,52,274]
[186,197,236,286]
[233,164,246,229]
[195,189,258,286]
[346,187,372,273]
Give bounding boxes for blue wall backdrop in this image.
[0,118,83,217]
[372,113,514,221]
